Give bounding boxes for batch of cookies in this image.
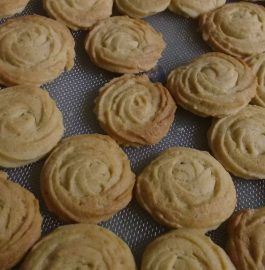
[1,0,265,269]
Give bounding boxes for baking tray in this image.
[2,0,265,268]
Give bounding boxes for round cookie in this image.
[135,147,236,231]
[208,105,265,179]
[115,0,170,18]
[41,134,135,223]
[167,52,256,118]
[0,15,75,86]
[43,0,113,30]
[0,171,42,270]
[85,16,166,74]
[169,0,225,18]
[0,85,64,168]
[0,0,30,18]
[95,74,177,146]
[20,224,136,270]
[227,208,265,270]
[141,229,236,270]
[200,3,265,59]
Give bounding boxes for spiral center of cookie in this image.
[65,0,97,9]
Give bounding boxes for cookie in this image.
[85,16,166,74]
[41,134,135,223]
[227,208,265,270]
[115,0,170,18]
[208,105,265,179]
[169,0,225,18]
[20,224,136,270]
[200,3,265,58]
[95,74,176,146]
[0,15,75,86]
[0,85,64,168]
[135,147,236,231]
[142,229,236,270]
[167,52,256,118]
[0,171,42,270]
[43,0,113,30]
[0,0,30,18]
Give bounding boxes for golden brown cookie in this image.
[0,85,64,168]
[115,0,170,18]
[41,134,135,223]
[43,0,113,30]
[142,229,236,270]
[227,208,265,270]
[85,16,166,74]
[0,0,30,18]
[200,3,265,59]
[95,74,176,146]
[0,15,75,86]
[0,171,42,270]
[208,105,265,179]
[136,147,236,231]
[169,0,225,18]
[20,224,136,270]
[167,52,256,118]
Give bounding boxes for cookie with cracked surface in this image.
[0,0,30,18]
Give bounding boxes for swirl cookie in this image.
[0,171,42,270]
[142,230,236,270]
[43,0,113,30]
[0,15,75,86]
[227,208,265,270]
[0,0,30,18]
[20,224,136,270]
[169,0,225,18]
[167,53,256,118]
[136,147,236,231]
[0,85,64,168]
[208,105,265,179]
[85,16,166,74]
[115,0,170,18]
[200,3,265,58]
[95,75,176,146]
[41,134,135,223]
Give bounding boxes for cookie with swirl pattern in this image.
[135,147,236,231]
[20,224,136,270]
[0,15,75,86]
[95,74,176,146]
[0,0,30,18]
[0,85,64,168]
[41,134,135,223]
[0,171,42,270]
[85,16,166,74]
[167,52,256,118]
[208,105,265,179]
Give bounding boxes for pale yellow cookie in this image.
[200,3,265,58]
[20,224,136,270]
[208,105,265,179]
[0,171,42,270]
[41,134,135,223]
[85,16,166,74]
[169,0,225,18]
[227,208,265,270]
[95,74,176,146]
[142,229,236,270]
[0,0,30,18]
[0,15,75,86]
[43,0,113,30]
[115,0,170,18]
[167,52,256,118]
[0,85,64,168]
[136,147,236,231]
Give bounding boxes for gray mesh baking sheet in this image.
[2,0,265,268]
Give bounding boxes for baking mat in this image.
[2,0,265,268]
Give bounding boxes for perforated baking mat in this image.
[2,0,265,268]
